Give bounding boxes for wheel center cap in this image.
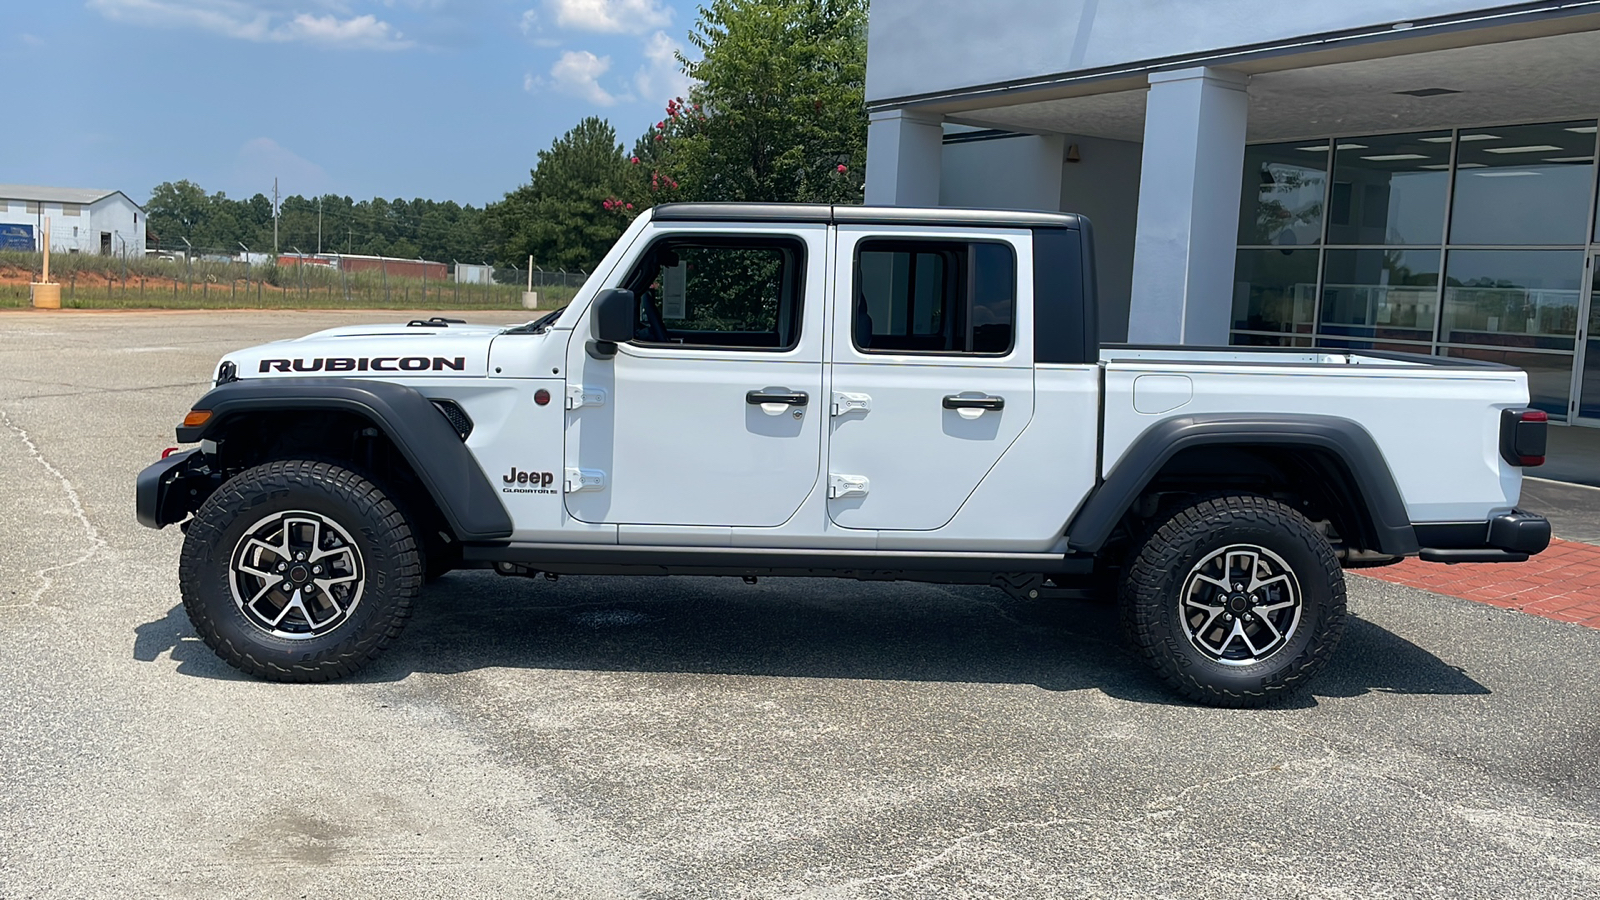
[1227,594,1250,614]
[288,564,311,585]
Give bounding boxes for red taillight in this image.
[1518,410,1547,465]
[1500,408,1548,467]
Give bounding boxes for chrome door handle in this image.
[943,394,1004,411]
[747,389,809,406]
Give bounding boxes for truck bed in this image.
[1097,344,1529,524]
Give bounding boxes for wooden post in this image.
[30,216,61,308]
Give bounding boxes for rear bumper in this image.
[1414,510,1552,564]
[135,449,217,529]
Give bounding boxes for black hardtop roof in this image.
[651,202,1084,229]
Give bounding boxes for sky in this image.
[0,0,701,208]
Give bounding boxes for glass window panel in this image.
[1230,332,1312,347]
[1318,249,1439,343]
[1442,249,1583,351]
[855,240,1015,355]
[1316,336,1433,355]
[1441,346,1573,419]
[627,239,803,350]
[1326,131,1449,245]
[1449,120,1598,245]
[1238,142,1327,246]
[1232,249,1319,335]
[1579,259,1600,420]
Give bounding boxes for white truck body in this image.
[219,208,1527,551]
[142,203,1553,704]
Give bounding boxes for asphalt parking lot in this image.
[2,309,1598,899]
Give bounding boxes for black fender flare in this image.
[176,378,513,541]
[1066,413,1418,556]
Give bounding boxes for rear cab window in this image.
[853,239,1016,355]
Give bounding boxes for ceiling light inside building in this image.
[1483,145,1564,154]
[1456,163,1487,168]
[1565,126,1597,134]
[1473,170,1540,177]
[1393,87,1461,97]
[1542,156,1594,163]
[1458,134,1501,142]
[1418,136,1454,143]
[1361,153,1429,161]
[1419,164,1451,170]
[1295,143,1366,152]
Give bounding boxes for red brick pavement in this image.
[1361,538,1600,629]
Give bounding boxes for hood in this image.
[220,320,514,380]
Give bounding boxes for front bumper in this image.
[1414,510,1552,564]
[135,449,218,529]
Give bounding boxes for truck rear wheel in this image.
[177,460,420,682]
[1119,493,1346,707]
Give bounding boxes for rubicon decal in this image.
[259,356,467,373]
[502,467,557,495]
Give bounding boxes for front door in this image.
[1576,253,1600,426]
[564,224,828,527]
[826,225,1035,531]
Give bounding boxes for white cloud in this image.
[280,13,409,48]
[19,33,45,46]
[547,0,669,35]
[631,31,692,108]
[548,50,620,106]
[86,0,413,50]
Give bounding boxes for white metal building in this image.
[0,185,146,257]
[864,1,1600,427]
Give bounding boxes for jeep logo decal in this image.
[502,467,557,495]
[258,356,466,373]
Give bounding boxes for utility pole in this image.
[272,177,280,257]
[317,195,323,255]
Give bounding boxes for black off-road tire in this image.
[1119,493,1346,707]
[178,459,421,682]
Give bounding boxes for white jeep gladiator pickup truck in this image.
[137,203,1552,706]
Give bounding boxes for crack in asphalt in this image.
[0,406,106,610]
[802,746,1338,896]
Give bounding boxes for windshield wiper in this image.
[503,306,567,335]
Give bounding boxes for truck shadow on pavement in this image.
[134,571,1488,706]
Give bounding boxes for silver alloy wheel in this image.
[1179,543,1303,666]
[228,510,365,640]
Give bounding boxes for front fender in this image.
[175,378,513,541]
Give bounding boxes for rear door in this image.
[826,226,1035,530]
[564,222,827,528]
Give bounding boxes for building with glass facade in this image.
[863,1,1600,426]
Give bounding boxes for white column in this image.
[1128,67,1249,345]
[865,109,943,207]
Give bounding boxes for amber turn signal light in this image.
[182,410,213,428]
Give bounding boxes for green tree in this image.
[647,0,868,204]
[487,117,636,271]
[145,180,213,248]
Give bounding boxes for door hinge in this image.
[565,384,607,410]
[564,467,607,493]
[830,391,871,417]
[828,473,870,499]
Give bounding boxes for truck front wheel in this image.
[177,460,421,682]
[1119,494,1347,707]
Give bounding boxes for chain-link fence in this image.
[0,248,590,311]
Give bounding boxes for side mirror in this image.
[588,288,634,358]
